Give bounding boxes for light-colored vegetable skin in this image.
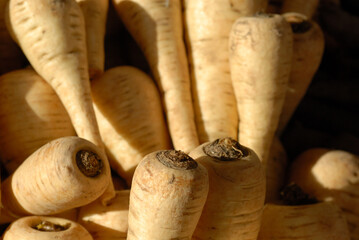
[281,0,319,19]
[78,190,130,240]
[92,66,171,185]
[2,216,93,240]
[0,136,110,222]
[189,138,265,240]
[183,0,267,143]
[0,68,76,174]
[75,0,108,79]
[127,150,209,239]
[289,148,359,239]
[229,13,293,166]
[276,12,325,135]
[257,202,351,240]
[112,0,198,153]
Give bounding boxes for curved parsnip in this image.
[127,150,209,239]
[189,137,265,240]
[183,0,267,143]
[112,0,198,153]
[289,148,359,239]
[92,66,171,185]
[1,136,110,222]
[75,0,108,79]
[276,13,325,135]
[281,0,319,18]
[257,202,350,240]
[2,216,93,240]
[0,69,76,174]
[229,13,293,166]
[78,190,130,240]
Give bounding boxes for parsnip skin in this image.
[183,0,267,143]
[75,0,108,79]
[276,13,325,135]
[112,0,199,153]
[229,13,293,166]
[92,66,171,185]
[127,150,209,239]
[281,0,319,19]
[0,69,76,174]
[257,202,351,240]
[2,216,93,240]
[78,190,130,240]
[289,148,359,239]
[1,137,110,219]
[190,138,266,240]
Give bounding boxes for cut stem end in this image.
[32,221,71,232]
[76,150,103,177]
[203,138,249,161]
[156,150,198,170]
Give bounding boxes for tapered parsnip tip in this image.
[156,150,198,170]
[76,150,103,177]
[203,137,249,161]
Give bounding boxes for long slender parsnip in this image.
[75,0,108,79]
[8,0,115,201]
[229,13,293,166]
[183,0,267,143]
[0,69,76,174]
[189,138,265,240]
[127,150,209,239]
[276,13,325,135]
[2,216,93,240]
[281,0,319,19]
[0,136,110,222]
[112,0,198,152]
[92,66,171,185]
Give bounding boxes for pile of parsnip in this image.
[1,0,359,239]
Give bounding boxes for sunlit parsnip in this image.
[127,150,209,239]
[182,0,267,143]
[0,137,110,224]
[8,0,115,202]
[257,202,351,240]
[112,0,198,153]
[276,13,325,135]
[189,138,266,240]
[92,66,171,185]
[75,0,108,79]
[78,190,130,240]
[265,136,287,203]
[281,0,319,19]
[0,69,76,174]
[289,148,359,239]
[2,216,93,240]
[229,13,293,166]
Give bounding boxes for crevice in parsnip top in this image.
[76,150,103,177]
[32,221,71,232]
[157,150,198,170]
[290,20,312,33]
[203,138,249,161]
[280,182,318,206]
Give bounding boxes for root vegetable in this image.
[92,66,171,185]
[112,0,199,152]
[0,136,110,222]
[229,13,293,166]
[281,0,319,18]
[127,150,209,239]
[0,69,76,174]
[183,0,267,143]
[189,137,266,240]
[277,12,325,135]
[2,216,93,240]
[78,190,130,240]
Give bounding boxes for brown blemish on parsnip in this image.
[76,150,103,177]
[157,150,198,170]
[32,220,71,232]
[280,182,318,205]
[203,137,249,161]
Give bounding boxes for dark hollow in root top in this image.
[157,150,198,170]
[32,220,71,232]
[280,182,318,206]
[285,14,312,33]
[76,150,103,177]
[203,137,249,161]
